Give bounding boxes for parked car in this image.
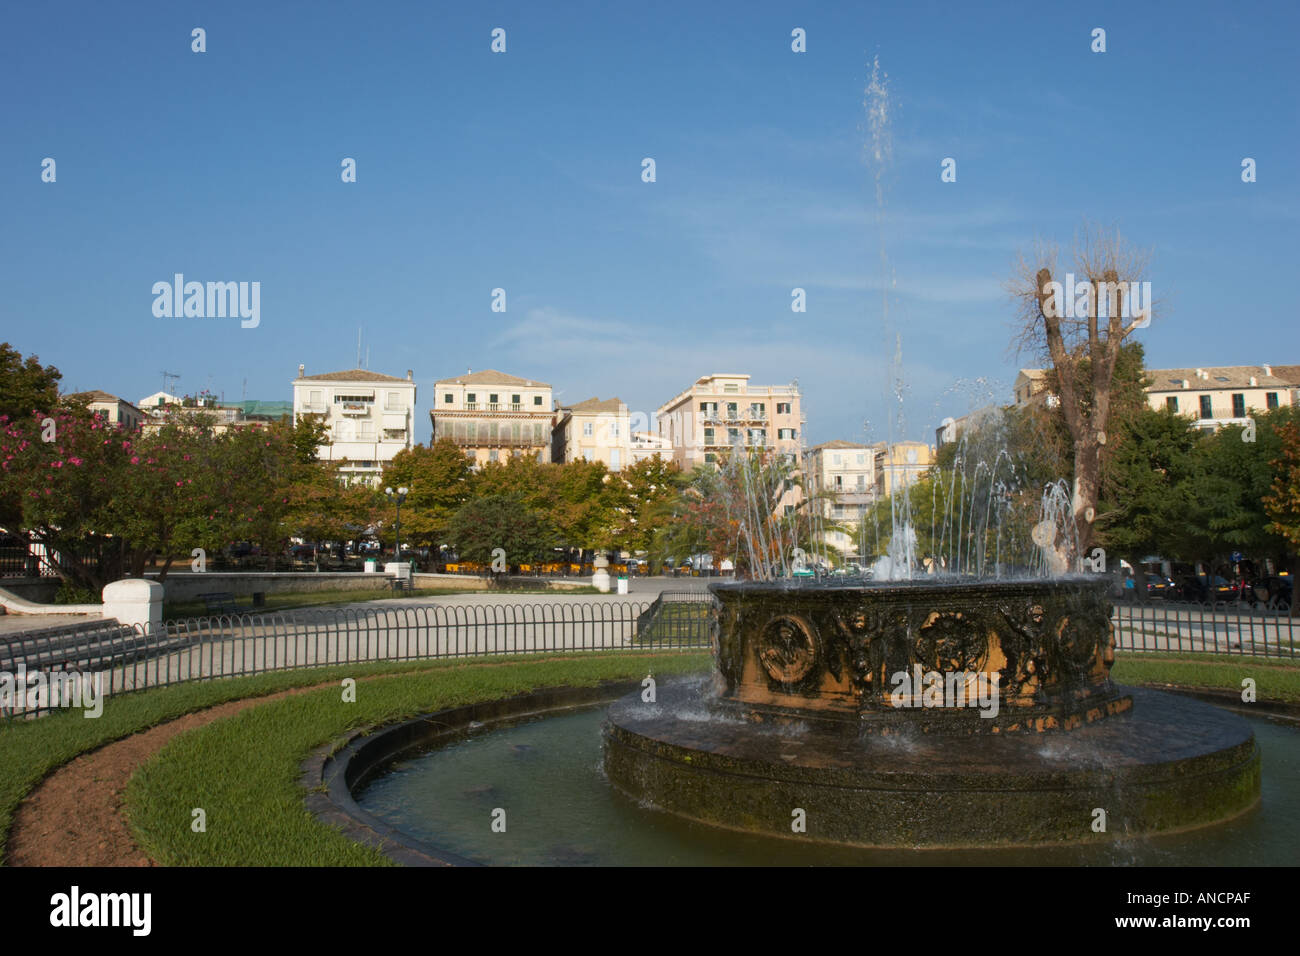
[1143,573,1175,599]
[1174,574,1236,604]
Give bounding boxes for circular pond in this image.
[350,686,1298,866]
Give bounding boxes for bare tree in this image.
[1008,222,1156,558]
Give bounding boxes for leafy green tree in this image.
[1181,407,1298,574]
[0,406,128,589]
[0,343,62,422]
[1096,406,1202,578]
[447,494,555,567]
[380,440,474,547]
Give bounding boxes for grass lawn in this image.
[161,584,600,619]
[0,651,709,866]
[1111,651,1300,702]
[5,649,1294,867]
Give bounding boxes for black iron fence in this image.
[1111,600,1297,657]
[1,594,717,718]
[3,594,1295,720]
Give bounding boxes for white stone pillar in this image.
[102,578,164,634]
[592,553,611,593]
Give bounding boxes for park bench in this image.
[198,592,241,615]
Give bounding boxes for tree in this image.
[380,440,474,548]
[1009,223,1156,556]
[1181,407,1297,576]
[0,406,129,589]
[0,343,61,423]
[1264,420,1300,552]
[1096,405,1202,578]
[608,456,686,557]
[447,494,555,567]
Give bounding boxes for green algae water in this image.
[355,706,1298,866]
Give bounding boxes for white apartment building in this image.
[655,373,803,470]
[292,365,416,484]
[430,369,554,466]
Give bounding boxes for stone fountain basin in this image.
[602,684,1260,849]
[708,575,1131,732]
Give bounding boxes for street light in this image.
[384,486,409,559]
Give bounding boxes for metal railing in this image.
[4,595,1292,719]
[1,594,717,718]
[1111,600,1296,658]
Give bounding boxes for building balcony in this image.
[339,403,372,416]
[445,434,546,448]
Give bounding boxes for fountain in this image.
[600,574,1260,848]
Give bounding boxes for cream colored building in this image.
[873,440,934,497]
[66,390,144,431]
[430,369,553,467]
[807,440,877,560]
[1144,365,1294,431]
[655,373,802,470]
[292,365,417,484]
[551,397,632,470]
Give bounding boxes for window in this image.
[1267,392,1279,410]
[308,389,322,408]
[1231,394,1245,418]
[726,402,738,419]
[728,428,741,445]
[723,383,739,393]
[778,428,796,440]
[357,421,374,439]
[704,453,717,464]
[511,422,521,440]
[534,423,543,441]
[512,394,520,404]
[856,454,865,465]
[834,475,843,489]
[489,394,498,404]
[467,392,477,405]
[489,449,499,462]
[583,449,596,462]
[610,449,621,470]
[833,454,841,465]
[533,395,543,406]
[444,393,453,404]
[857,475,866,491]
[703,427,715,445]
[699,402,717,419]
[610,422,619,437]
[583,422,594,437]
[1199,395,1212,419]
[1166,396,1178,412]
[777,402,791,415]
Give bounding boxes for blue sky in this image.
[2,0,1296,446]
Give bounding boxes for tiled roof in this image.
[811,439,870,451]
[565,396,625,414]
[1145,366,1291,391]
[437,369,550,388]
[296,368,411,383]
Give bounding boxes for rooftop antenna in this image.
[357,328,362,368]
[161,370,180,396]
[365,345,370,369]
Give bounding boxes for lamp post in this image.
[384,485,408,560]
